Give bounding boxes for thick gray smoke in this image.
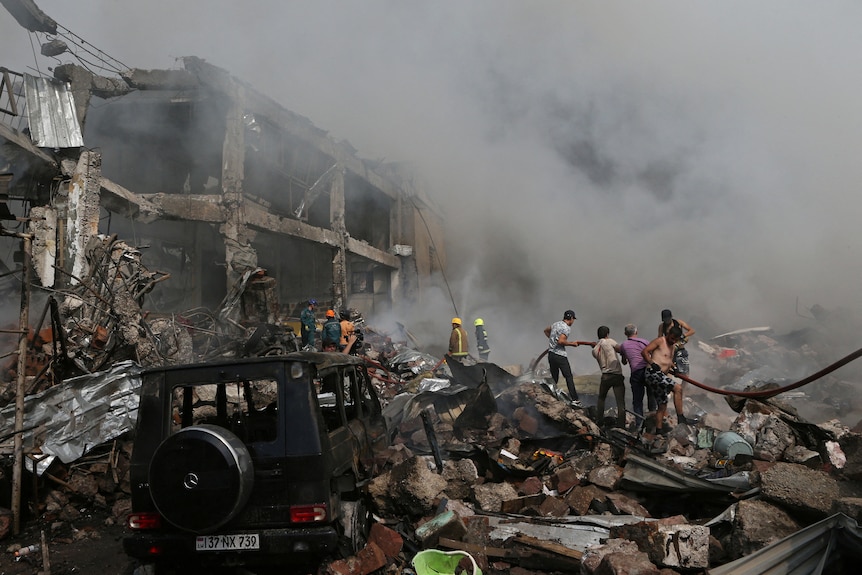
[4,2,862,380]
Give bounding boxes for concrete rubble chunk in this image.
[595,551,662,575]
[580,538,642,574]
[517,475,545,496]
[760,461,842,518]
[753,413,796,462]
[606,492,651,517]
[725,499,801,560]
[536,495,570,517]
[442,458,479,500]
[588,464,624,490]
[608,521,709,569]
[368,456,447,517]
[565,484,609,515]
[472,481,520,513]
[782,445,822,468]
[550,465,580,493]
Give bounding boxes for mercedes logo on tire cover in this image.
[183,472,200,490]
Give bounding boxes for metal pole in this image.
[12,234,31,535]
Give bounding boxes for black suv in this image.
[123,353,388,572]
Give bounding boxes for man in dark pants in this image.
[592,325,626,428]
[543,309,582,407]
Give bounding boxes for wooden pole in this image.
[12,233,31,535]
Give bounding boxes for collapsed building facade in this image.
[1,2,445,344]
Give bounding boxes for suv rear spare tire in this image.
[149,424,254,533]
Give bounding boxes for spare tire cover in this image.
[149,424,254,533]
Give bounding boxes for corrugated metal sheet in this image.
[708,513,862,575]
[23,73,84,148]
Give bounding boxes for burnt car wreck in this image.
[125,353,388,571]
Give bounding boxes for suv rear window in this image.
[163,361,322,456]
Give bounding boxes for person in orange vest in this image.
[448,317,469,363]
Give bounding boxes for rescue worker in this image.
[474,318,491,362]
[448,317,469,363]
[322,309,342,351]
[339,309,355,347]
[300,299,317,348]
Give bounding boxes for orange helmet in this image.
[326,309,335,318]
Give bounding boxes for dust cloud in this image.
[3,2,862,386]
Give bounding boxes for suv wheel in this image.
[338,497,371,556]
[148,425,254,533]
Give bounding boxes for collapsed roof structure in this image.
[1,0,445,328]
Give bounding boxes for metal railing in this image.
[0,67,29,133]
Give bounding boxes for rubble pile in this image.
[324,347,862,574]
[1,245,862,572]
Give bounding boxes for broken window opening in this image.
[172,377,279,444]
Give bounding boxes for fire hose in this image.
[529,344,862,400]
[676,345,862,399]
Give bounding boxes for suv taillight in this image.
[127,512,163,530]
[290,504,327,523]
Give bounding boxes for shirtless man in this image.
[641,324,688,434]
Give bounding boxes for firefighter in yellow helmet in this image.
[448,317,469,363]
[474,318,490,362]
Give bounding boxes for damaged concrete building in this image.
[1,1,445,331]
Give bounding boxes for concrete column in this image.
[219,83,257,290]
[329,169,347,310]
[57,151,101,288]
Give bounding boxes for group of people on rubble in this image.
[299,299,357,353]
[544,307,695,436]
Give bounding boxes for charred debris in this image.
[1,255,862,573]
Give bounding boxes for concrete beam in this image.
[138,192,221,222]
[99,178,161,223]
[346,237,400,269]
[243,201,400,269]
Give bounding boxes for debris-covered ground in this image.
[1,237,862,574]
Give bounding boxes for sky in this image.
[3,1,862,376]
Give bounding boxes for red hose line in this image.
[677,346,862,399]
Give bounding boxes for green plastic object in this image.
[411,549,483,575]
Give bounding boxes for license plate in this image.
[196,533,260,551]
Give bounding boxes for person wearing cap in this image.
[592,326,626,428]
[322,309,343,351]
[543,309,582,407]
[448,317,469,363]
[657,309,695,375]
[474,318,490,362]
[619,323,657,424]
[300,299,318,348]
